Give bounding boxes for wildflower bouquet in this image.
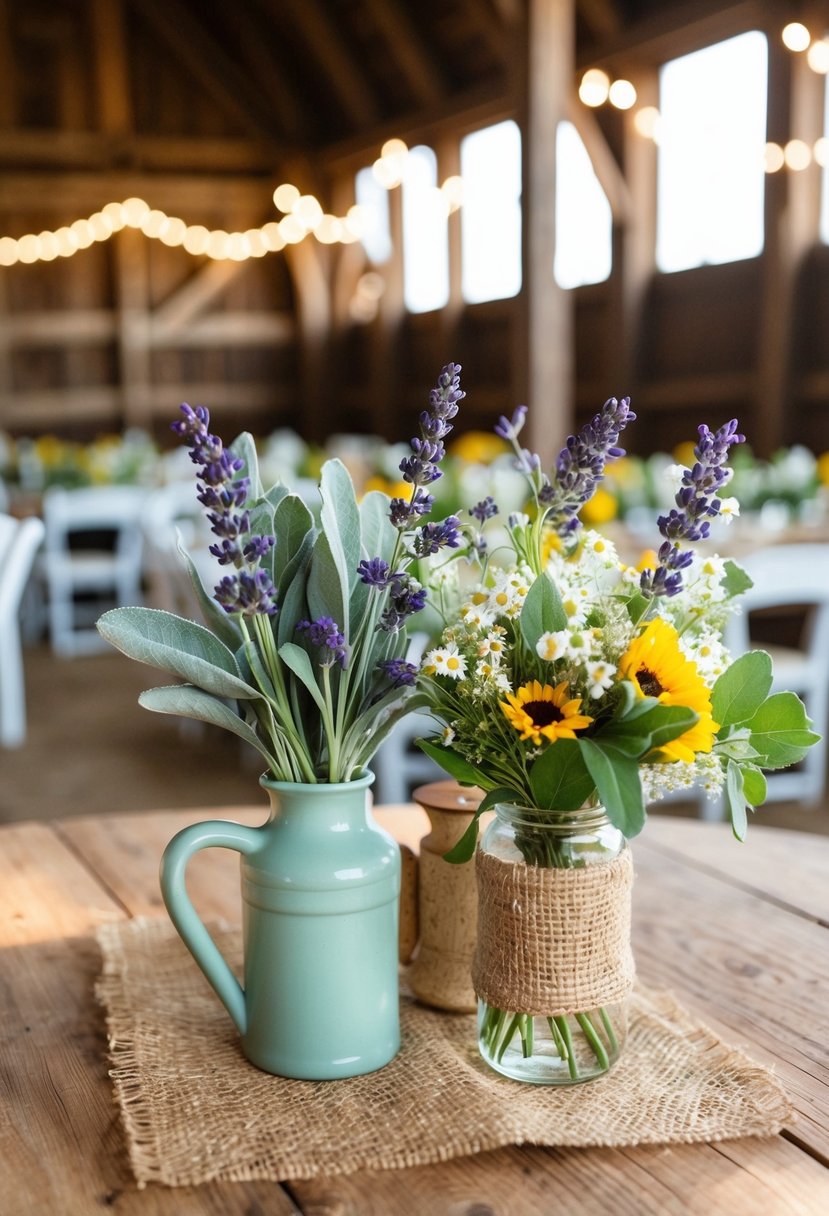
[96,366,467,784]
[415,378,819,1082]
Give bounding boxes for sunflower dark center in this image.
[636,667,664,697]
[526,700,564,726]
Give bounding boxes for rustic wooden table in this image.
[2,806,828,1215]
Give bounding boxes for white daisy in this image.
[585,660,617,698]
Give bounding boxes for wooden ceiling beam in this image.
[577,0,620,42]
[463,0,512,65]
[0,172,272,213]
[363,0,445,106]
[0,130,278,173]
[273,0,380,129]
[216,2,309,145]
[91,0,132,137]
[565,94,631,223]
[576,0,764,68]
[0,0,14,127]
[128,0,287,154]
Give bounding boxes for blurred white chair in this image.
[0,514,45,746]
[371,633,443,805]
[41,485,145,656]
[724,543,829,807]
[141,481,213,619]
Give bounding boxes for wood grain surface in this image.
[2,809,827,1215]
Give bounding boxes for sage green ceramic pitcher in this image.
[159,770,401,1080]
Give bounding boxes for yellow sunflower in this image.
[617,618,719,762]
[500,680,593,746]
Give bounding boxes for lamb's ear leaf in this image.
[277,643,326,712]
[229,431,263,499]
[97,607,260,701]
[138,685,276,768]
[177,539,242,650]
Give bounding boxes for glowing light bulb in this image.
[315,215,343,244]
[441,175,464,212]
[344,204,368,237]
[141,209,169,238]
[38,231,59,260]
[357,272,385,300]
[260,222,286,252]
[293,194,324,229]
[273,183,300,212]
[814,137,829,167]
[17,234,40,263]
[70,219,94,248]
[633,106,661,140]
[764,142,785,173]
[372,156,402,189]
[579,68,610,107]
[226,232,250,261]
[807,38,829,73]
[279,215,306,244]
[381,138,408,159]
[183,225,210,255]
[609,79,637,110]
[102,201,126,230]
[0,236,18,266]
[122,197,150,227]
[55,227,80,257]
[785,138,812,170]
[244,229,267,256]
[206,230,230,259]
[88,212,114,240]
[782,22,811,52]
[159,217,186,246]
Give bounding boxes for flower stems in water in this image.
[479,1000,620,1083]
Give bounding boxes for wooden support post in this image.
[114,228,152,429]
[91,0,132,137]
[0,0,14,128]
[516,0,575,465]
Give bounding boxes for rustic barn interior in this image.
[1,0,828,827]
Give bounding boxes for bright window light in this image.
[402,145,449,314]
[460,120,522,303]
[554,122,612,288]
[355,167,391,264]
[657,31,768,273]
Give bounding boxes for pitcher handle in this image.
[159,819,263,1036]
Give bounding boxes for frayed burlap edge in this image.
[95,917,794,1189]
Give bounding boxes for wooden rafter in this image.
[272,0,380,130]
[463,0,513,65]
[128,0,287,153]
[362,0,445,106]
[91,0,132,137]
[0,0,15,127]
[215,1,309,145]
[0,130,278,173]
[577,0,620,42]
[566,94,631,223]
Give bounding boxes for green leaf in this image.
[415,737,489,788]
[528,739,595,811]
[725,760,748,842]
[307,529,347,636]
[138,685,276,767]
[230,432,263,500]
[625,591,650,625]
[579,738,646,838]
[745,691,820,769]
[519,572,567,650]
[97,607,260,700]
[711,650,773,730]
[722,558,753,599]
[271,494,316,593]
[741,765,767,807]
[345,694,430,772]
[178,542,242,650]
[277,569,308,647]
[714,727,760,762]
[277,642,326,711]
[599,703,698,758]
[359,490,398,566]
[317,459,362,634]
[443,787,520,865]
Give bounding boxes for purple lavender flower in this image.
[540,397,636,539]
[377,658,418,687]
[215,571,278,617]
[640,419,744,600]
[411,516,462,557]
[297,616,348,669]
[470,496,498,524]
[389,490,434,530]
[357,557,399,588]
[494,405,528,441]
[172,403,278,616]
[379,575,428,632]
[394,364,465,513]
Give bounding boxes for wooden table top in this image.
[2,805,828,1215]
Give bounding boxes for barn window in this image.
[402,145,450,314]
[656,31,768,273]
[460,120,522,303]
[554,122,613,288]
[355,166,392,265]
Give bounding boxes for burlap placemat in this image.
[95,917,792,1189]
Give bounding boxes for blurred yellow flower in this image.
[817,451,829,487]
[672,440,697,468]
[635,548,659,572]
[448,430,510,465]
[579,486,618,526]
[362,475,410,499]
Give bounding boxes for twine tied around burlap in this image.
[472,847,636,1017]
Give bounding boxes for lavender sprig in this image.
[540,397,636,540]
[394,363,464,528]
[640,419,745,600]
[172,403,278,617]
[297,616,348,669]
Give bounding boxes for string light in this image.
[579,69,610,107]
[807,38,829,74]
[633,106,662,141]
[2,134,464,268]
[608,79,637,110]
[784,139,812,170]
[764,142,786,173]
[782,22,811,53]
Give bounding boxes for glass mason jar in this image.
[474,802,632,1086]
